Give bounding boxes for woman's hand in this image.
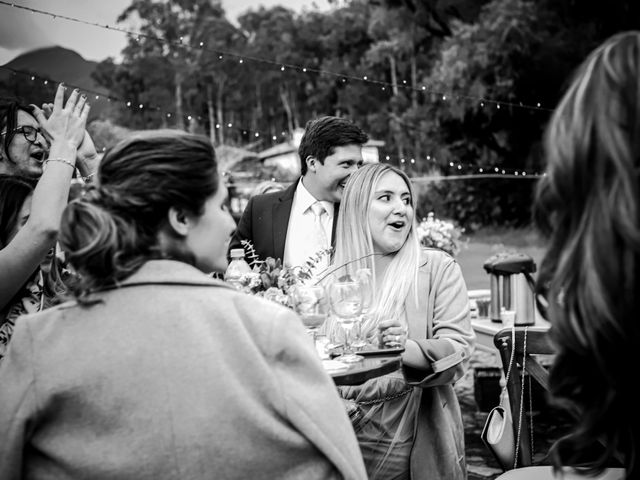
[41,101,98,164]
[377,319,409,348]
[32,84,89,152]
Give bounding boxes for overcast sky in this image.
[0,0,331,65]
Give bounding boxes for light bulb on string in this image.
[0,1,553,114]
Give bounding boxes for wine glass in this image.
[289,285,329,349]
[352,268,373,351]
[328,280,364,363]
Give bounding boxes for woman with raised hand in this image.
[0,84,89,361]
[325,162,475,480]
[0,129,367,480]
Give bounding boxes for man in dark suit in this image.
[229,116,368,269]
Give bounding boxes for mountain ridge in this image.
[0,45,110,117]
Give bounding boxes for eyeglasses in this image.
[0,125,43,144]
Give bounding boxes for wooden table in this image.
[328,354,402,386]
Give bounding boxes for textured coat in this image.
[0,260,367,480]
[404,248,476,479]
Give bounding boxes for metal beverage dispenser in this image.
[482,252,537,326]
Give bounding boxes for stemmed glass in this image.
[289,285,329,349]
[351,268,373,351]
[328,280,364,363]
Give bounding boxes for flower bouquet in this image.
[233,240,332,308]
[416,212,465,257]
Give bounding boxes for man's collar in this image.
[296,178,334,216]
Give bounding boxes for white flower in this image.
[417,212,464,257]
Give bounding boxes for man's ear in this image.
[167,206,189,237]
[306,156,317,173]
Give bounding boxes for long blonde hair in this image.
[330,163,420,332]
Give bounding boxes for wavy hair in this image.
[534,31,640,477]
[0,101,35,164]
[59,130,220,297]
[330,163,420,332]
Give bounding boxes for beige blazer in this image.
[0,260,367,480]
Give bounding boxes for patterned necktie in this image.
[309,201,329,261]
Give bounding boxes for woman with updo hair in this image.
[0,129,367,480]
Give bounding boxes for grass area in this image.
[456,227,546,290]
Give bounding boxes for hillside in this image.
[0,46,110,118]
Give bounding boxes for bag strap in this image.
[500,325,530,469]
[500,325,517,403]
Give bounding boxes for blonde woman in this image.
[326,163,475,480]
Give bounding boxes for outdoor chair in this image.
[495,466,625,480]
[493,327,623,477]
[493,326,555,468]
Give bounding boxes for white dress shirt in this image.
[283,179,334,270]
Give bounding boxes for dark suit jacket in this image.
[229,180,338,262]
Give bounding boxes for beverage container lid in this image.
[482,252,536,275]
[230,248,245,258]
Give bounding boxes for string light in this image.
[0,64,546,177]
[0,0,552,113]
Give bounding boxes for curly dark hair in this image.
[0,101,36,164]
[534,31,640,478]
